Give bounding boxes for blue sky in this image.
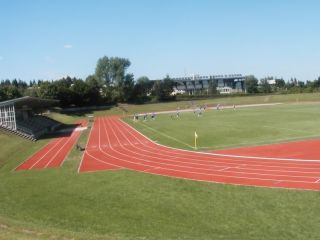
[1,0,320,81]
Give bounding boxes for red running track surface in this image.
[16,121,86,171]
[212,139,320,160]
[79,116,320,191]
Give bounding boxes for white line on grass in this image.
[120,119,320,162]
[137,121,194,149]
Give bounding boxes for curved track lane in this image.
[79,117,320,191]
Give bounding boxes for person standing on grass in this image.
[151,112,156,120]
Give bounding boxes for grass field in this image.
[1,94,320,239]
[125,103,320,151]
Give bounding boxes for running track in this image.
[16,121,86,171]
[79,116,320,191]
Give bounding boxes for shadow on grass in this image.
[59,105,115,117]
[38,122,85,140]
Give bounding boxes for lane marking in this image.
[14,138,61,171]
[120,119,320,162]
[137,121,194,149]
[78,120,95,173]
[80,116,320,190]
[29,137,66,169]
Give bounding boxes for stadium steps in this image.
[0,125,36,141]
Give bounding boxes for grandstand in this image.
[0,96,60,141]
[172,74,246,95]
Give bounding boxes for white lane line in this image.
[14,138,61,171]
[114,118,320,178]
[109,117,318,182]
[120,118,320,169]
[85,151,123,169]
[81,117,318,187]
[87,117,320,191]
[44,130,78,168]
[137,121,194,149]
[118,120,320,174]
[78,120,95,173]
[29,138,65,169]
[142,170,319,192]
[122,118,320,162]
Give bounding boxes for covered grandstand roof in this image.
[0,96,59,109]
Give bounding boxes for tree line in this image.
[245,75,320,94]
[0,56,175,106]
[1,56,320,106]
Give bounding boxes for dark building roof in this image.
[0,96,59,109]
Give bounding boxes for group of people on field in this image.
[133,103,236,122]
[133,112,156,122]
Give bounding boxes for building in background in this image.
[171,74,246,95]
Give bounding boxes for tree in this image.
[24,86,39,97]
[0,87,6,101]
[53,79,74,106]
[0,85,21,100]
[312,77,320,89]
[131,76,154,102]
[95,56,110,86]
[95,56,132,103]
[152,75,174,101]
[136,76,153,95]
[259,79,272,93]
[11,79,18,87]
[95,56,131,87]
[37,81,59,99]
[275,78,285,89]
[86,74,102,88]
[119,73,135,102]
[244,75,259,94]
[85,75,102,105]
[71,80,91,106]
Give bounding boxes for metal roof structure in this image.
[0,96,59,109]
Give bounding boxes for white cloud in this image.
[63,44,73,49]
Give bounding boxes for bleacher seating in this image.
[15,115,61,140]
[0,124,36,141]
